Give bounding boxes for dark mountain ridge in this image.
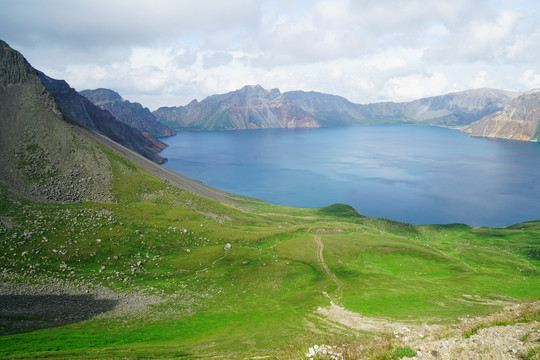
[38,73,167,164]
[79,88,175,138]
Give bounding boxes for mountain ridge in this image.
[0,40,114,202]
[38,72,169,164]
[153,85,520,131]
[0,40,234,203]
[80,88,176,138]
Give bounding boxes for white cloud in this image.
[520,70,540,90]
[1,0,540,110]
[383,72,451,101]
[467,71,491,89]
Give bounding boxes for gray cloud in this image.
[203,52,234,69]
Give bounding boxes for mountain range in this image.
[152,85,521,132]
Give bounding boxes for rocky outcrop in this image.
[154,86,519,131]
[79,88,175,137]
[0,40,113,202]
[466,90,540,141]
[38,74,167,163]
[154,85,319,130]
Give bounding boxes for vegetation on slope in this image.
[0,149,538,359]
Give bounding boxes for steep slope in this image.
[79,88,175,138]
[0,40,113,202]
[38,74,168,164]
[154,85,319,130]
[466,90,540,141]
[0,40,237,205]
[154,86,518,131]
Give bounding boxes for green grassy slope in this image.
[0,150,538,359]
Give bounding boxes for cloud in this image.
[382,72,451,101]
[424,9,540,65]
[520,70,540,90]
[202,52,234,69]
[1,0,540,110]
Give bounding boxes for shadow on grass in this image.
[0,294,118,335]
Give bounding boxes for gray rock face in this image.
[466,90,540,141]
[0,40,35,85]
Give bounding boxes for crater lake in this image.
[160,125,540,227]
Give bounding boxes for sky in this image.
[1,0,540,111]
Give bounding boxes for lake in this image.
[160,125,540,227]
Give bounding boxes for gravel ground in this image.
[406,321,540,359]
[0,281,163,334]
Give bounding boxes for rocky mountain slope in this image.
[154,85,319,130]
[465,90,540,141]
[0,40,237,203]
[79,88,175,138]
[153,85,519,131]
[38,73,168,164]
[0,40,115,202]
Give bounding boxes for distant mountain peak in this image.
[79,88,122,105]
[0,40,37,86]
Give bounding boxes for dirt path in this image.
[314,236,343,302]
[195,249,229,275]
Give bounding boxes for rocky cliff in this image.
[154,86,519,131]
[38,74,167,163]
[154,85,319,130]
[465,90,540,141]
[79,88,175,138]
[0,40,113,202]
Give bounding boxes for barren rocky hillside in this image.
[466,90,540,141]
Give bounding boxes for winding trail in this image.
[314,236,343,302]
[195,249,229,275]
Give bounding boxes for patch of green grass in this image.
[522,346,539,360]
[463,323,488,338]
[393,346,416,359]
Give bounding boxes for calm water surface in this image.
[160,126,540,227]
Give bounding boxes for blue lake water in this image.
[160,125,540,227]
